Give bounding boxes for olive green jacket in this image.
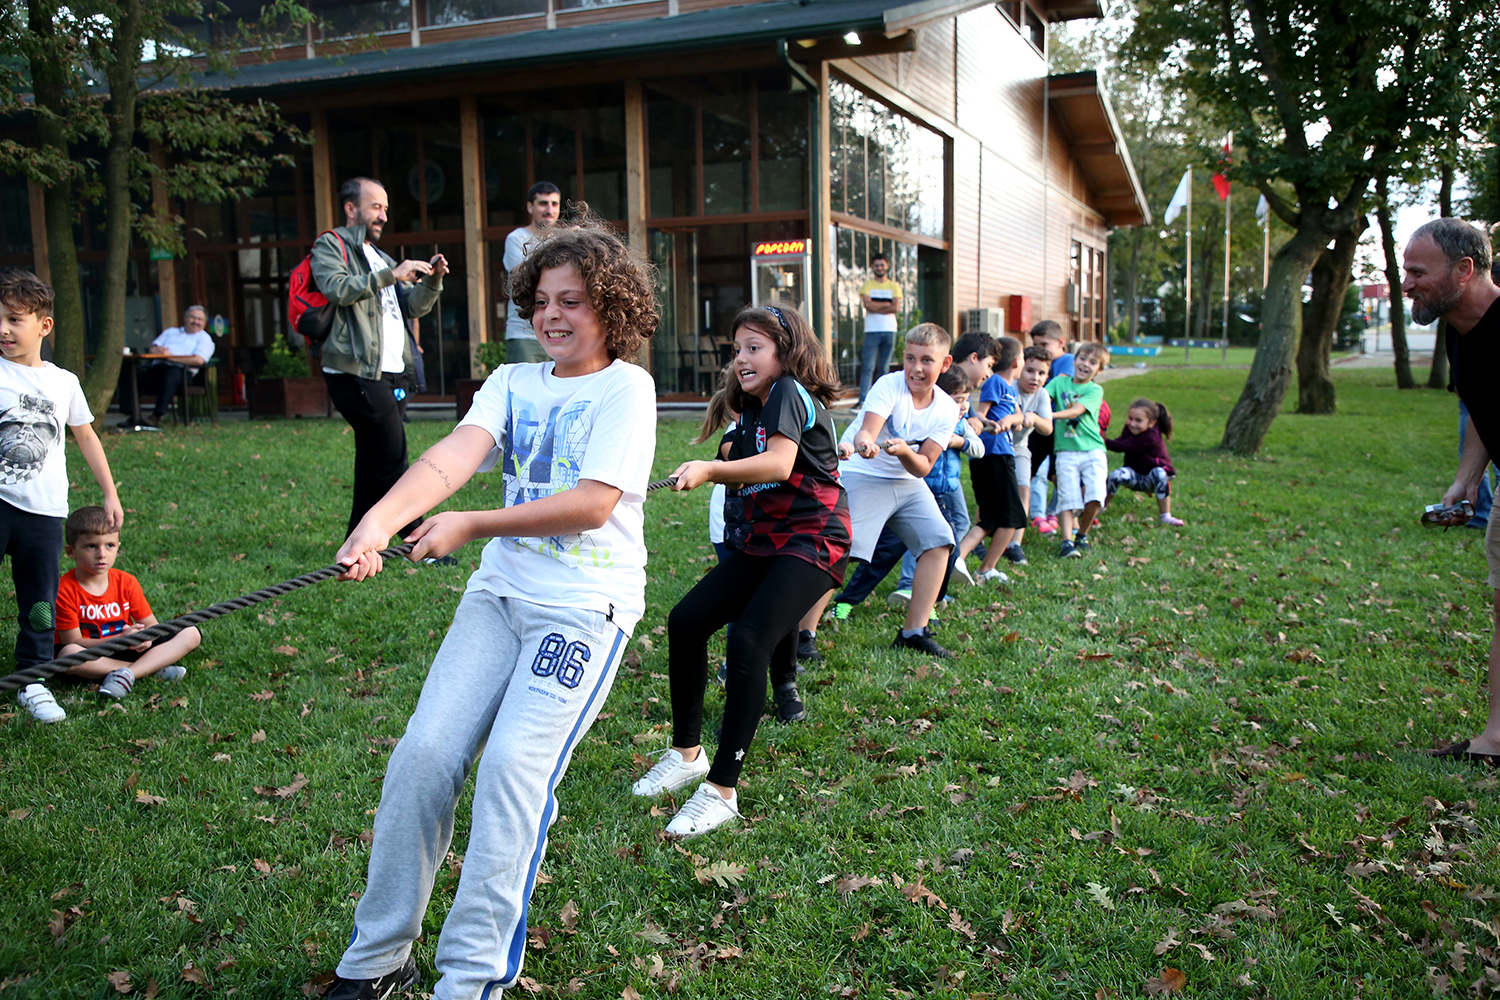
[310,223,442,380]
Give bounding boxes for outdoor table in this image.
[115,350,173,433]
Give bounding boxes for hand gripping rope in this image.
[0,476,682,695]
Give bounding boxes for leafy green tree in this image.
[0,0,305,414]
[1127,0,1495,452]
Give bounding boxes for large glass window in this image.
[646,73,809,220]
[329,102,465,235]
[829,78,945,239]
[314,0,410,38]
[427,0,543,25]
[481,88,626,224]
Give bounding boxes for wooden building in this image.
[1,0,1148,400]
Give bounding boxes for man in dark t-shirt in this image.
[1404,218,1500,764]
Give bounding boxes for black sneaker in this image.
[796,629,823,664]
[1058,539,1079,558]
[326,956,420,1000]
[890,627,953,659]
[1002,543,1028,565]
[773,681,806,723]
[423,555,460,567]
[1074,534,1091,553]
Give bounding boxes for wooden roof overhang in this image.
[1047,70,1150,229]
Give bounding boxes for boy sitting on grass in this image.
[1047,340,1109,558]
[54,506,201,699]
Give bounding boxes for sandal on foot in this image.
[1429,739,1500,768]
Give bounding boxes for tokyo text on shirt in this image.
[56,568,151,641]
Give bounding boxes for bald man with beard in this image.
[1405,218,1500,765]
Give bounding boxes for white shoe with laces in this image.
[665,782,742,838]
[19,683,66,724]
[158,665,187,683]
[98,667,135,700]
[631,747,710,797]
[977,567,1010,584]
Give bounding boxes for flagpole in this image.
[1222,154,1231,362]
[1262,209,1270,290]
[1184,167,1192,362]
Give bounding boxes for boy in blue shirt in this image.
[954,336,1028,583]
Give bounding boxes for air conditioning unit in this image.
[964,307,1005,335]
[1064,283,1080,313]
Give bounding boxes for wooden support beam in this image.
[815,59,833,359]
[311,110,335,234]
[623,78,651,373]
[1070,140,1119,157]
[460,93,489,375]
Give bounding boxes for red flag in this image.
[1211,139,1231,201]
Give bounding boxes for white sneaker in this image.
[886,588,913,607]
[158,665,187,683]
[631,747,710,797]
[952,560,975,586]
[665,783,742,837]
[19,683,66,724]
[978,568,1010,584]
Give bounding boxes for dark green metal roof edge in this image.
[182,0,898,97]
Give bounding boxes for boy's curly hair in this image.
[507,206,659,364]
[65,506,115,547]
[0,269,55,319]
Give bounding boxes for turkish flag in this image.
[1211,139,1231,201]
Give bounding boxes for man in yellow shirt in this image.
[858,253,902,403]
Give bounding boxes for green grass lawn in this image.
[2,367,1498,999]
[1113,346,1361,369]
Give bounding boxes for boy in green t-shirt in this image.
[1046,341,1109,558]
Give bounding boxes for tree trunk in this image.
[1220,222,1329,454]
[1296,217,1365,414]
[86,0,143,416]
[1375,177,1413,388]
[1195,224,1215,340]
[26,0,86,379]
[1428,154,1455,389]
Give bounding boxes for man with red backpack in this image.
[315,176,447,538]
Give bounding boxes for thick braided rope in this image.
[0,543,412,693]
[3,478,683,694]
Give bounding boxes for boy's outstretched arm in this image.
[71,423,123,530]
[337,425,495,579]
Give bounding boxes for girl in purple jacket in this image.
[1104,398,1184,526]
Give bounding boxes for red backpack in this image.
[287,230,349,343]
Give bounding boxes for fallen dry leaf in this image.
[180,963,207,986]
[622,987,642,1000]
[836,875,882,895]
[273,645,298,656]
[249,690,275,702]
[106,969,132,993]
[254,773,308,799]
[695,861,748,888]
[1145,968,1186,996]
[250,729,267,743]
[253,858,272,875]
[8,808,31,820]
[560,899,580,932]
[134,791,166,807]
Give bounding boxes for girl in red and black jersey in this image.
[632,304,849,837]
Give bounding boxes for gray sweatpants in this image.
[336,591,629,1000]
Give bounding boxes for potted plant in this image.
[248,337,331,419]
[456,340,506,420]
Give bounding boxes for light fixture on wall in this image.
[843,31,861,44]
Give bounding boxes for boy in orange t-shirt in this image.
[55,506,201,700]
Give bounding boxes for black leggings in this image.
[668,551,835,787]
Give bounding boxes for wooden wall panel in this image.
[850,22,956,123]
[955,8,1044,166]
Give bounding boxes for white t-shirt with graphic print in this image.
[457,358,657,633]
[361,242,407,374]
[0,357,94,517]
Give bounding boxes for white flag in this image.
[1256,193,1269,224]
[1164,168,1191,226]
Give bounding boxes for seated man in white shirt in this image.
[117,305,216,427]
